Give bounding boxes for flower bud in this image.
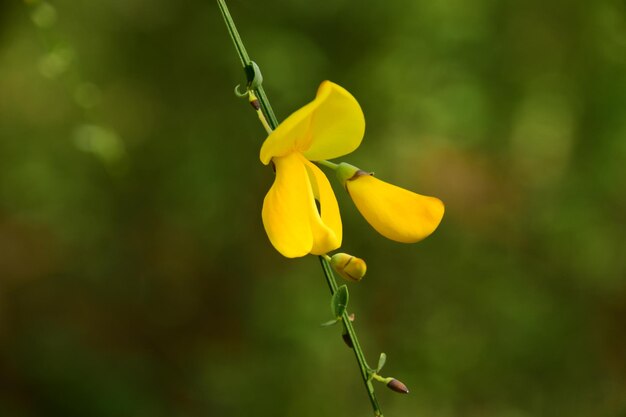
[330,253,367,282]
[386,378,409,394]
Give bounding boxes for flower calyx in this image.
[336,162,372,187]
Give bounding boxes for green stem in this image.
[217,2,383,415]
[216,0,278,128]
[372,373,392,384]
[316,159,339,170]
[319,256,384,417]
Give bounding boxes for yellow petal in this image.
[260,81,364,165]
[259,101,318,165]
[346,174,444,243]
[262,153,314,257]
[302,81,365,162]
[301,155,342,254]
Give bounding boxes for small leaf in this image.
[377,352,387,372]
[331,285,349,318]
[245,61,263,89]
[321,319,339,327]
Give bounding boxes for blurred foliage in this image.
[1,0,626,416]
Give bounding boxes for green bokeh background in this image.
[2,1,626,416]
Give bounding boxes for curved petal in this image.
[346,174,444,243]
[302,81,365,161]
[262,153,315,257]
[260,81,365,164]
[301,156,342,254]
[259,100,318,165]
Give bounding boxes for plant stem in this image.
[216,0,278,128]
[248,92,274,134]
[319,256,384,417]
[316,159,339,170]
[217,2,383,415]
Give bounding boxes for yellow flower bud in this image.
[330,253,367,282]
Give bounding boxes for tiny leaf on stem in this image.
[377,352,387,372]
[331,285,349,318]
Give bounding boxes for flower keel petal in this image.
[302,156,342,254]
[262,153,315,257]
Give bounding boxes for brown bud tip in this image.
[387,378,409,394]
[249,99,261,110]
[342,332,354,349]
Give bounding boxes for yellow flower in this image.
[260,81,365,258]
[337,163,445,243]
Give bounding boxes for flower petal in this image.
[301,156,342,254]
[346,174,444,243]
[262,153,315,257]
[259,101,318,165]
[302,81,365,161]
[260,81,365,164]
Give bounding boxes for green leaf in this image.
[321,319,339,327]
[245,61,263,89]
[377,352,387,372]
[331,285,349,318]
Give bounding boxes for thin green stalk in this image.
[217,1,384,415]
[319,256,383,417]
[316,159,339,170]
[216,0,278,127]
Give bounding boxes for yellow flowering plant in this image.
[260,81,360,257]
[260,80,444,256]
[218,1,444,415]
